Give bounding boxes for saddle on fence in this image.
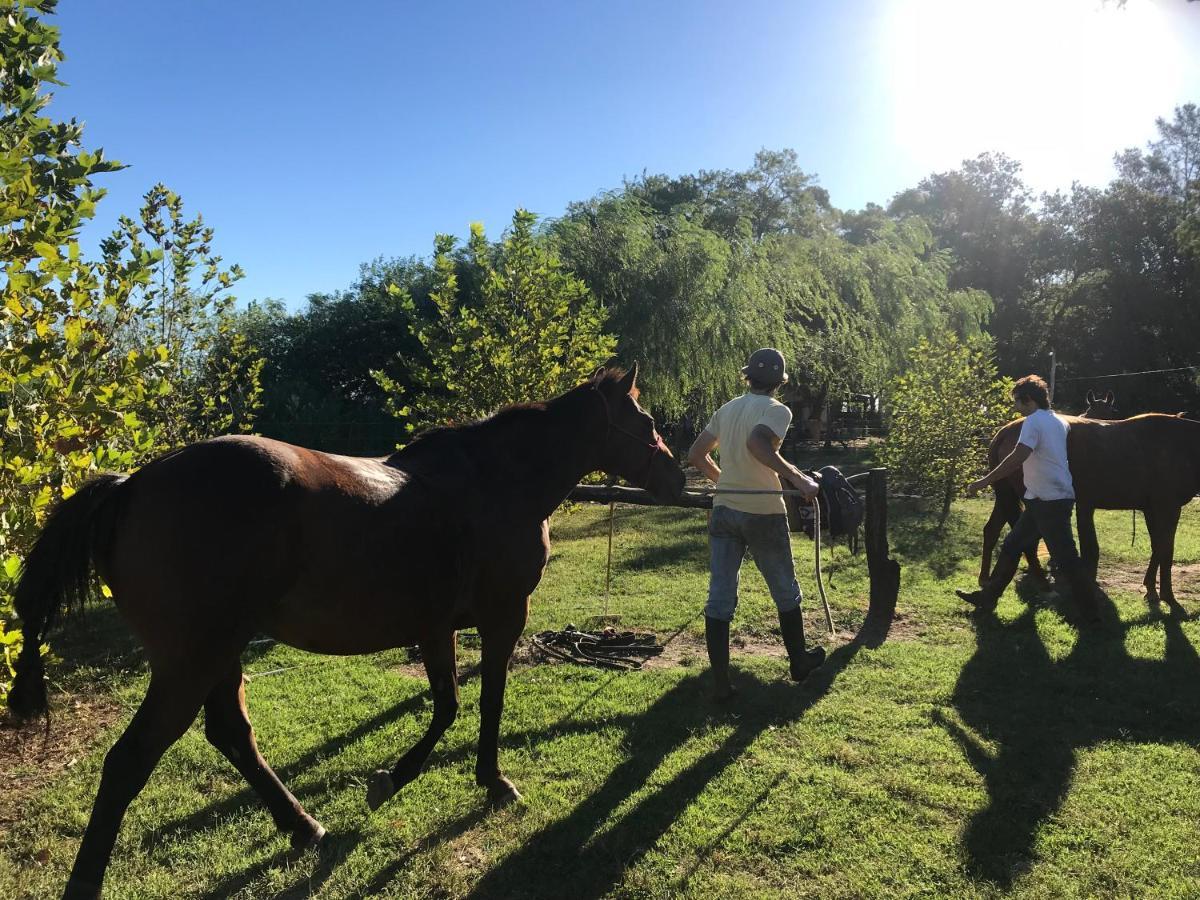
[784,465,864,552]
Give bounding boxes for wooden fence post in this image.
[866,468,900,620]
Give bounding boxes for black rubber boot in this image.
[704,616,736,700]
[778,607,825,682]
[956,553,1020,611]
[1065,565,1102,625]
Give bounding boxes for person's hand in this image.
[965,478,988,498]
[785,471,820,501]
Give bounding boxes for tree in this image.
[889,153,1038,372]
[375,209,616,430]
[880,333,1012,527]
[102,184,262,444]
[1018,105,1200,412]
[0,0,169,698]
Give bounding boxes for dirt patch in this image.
[0,690,124,830]
[510,611,922,674]
[1096,561,1200,603]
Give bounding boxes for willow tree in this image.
[550,193,776,424]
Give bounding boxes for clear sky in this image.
[49,0,1200,309]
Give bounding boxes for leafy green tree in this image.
[880,333,1012,527]
[889,153,1038,372]
[0,0,170,698]
[103,184,261,444]
[1019,104,1200,412]
[375,209,616,429]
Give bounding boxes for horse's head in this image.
[591,364,685,504]
[1082,390,1119,420]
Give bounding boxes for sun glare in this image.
[882,0,1185,191]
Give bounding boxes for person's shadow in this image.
[461,614,891,900]
[941,588,1200,887]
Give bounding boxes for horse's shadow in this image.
[462,614,890,900]
[67,611,886,898]
[943,588,1200,887]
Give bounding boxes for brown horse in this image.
[977,392,1118,586]
[7,365,685,900]
[979,406,1200,611]
[1070,414,1200,612]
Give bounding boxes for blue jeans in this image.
[999,497,1083,573]
[706,505,802,622]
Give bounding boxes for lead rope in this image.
[812,495,834,634]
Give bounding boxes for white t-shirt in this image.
[1017,408,1075,500]
[704,392,793,515]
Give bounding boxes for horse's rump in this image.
[1067,414,1200,510]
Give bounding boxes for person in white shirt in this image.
[956,375,1099,622]
[687,348,825,700]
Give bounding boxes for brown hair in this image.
[1012,374,1050,409]
[745,375,779,393]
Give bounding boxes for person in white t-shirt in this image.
[687,348,825,700]
[955,374,1099,622]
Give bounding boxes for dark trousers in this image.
[998,498,1082,573]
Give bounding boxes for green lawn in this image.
[3,493,1199,899]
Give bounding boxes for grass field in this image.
[3,471,1199,899]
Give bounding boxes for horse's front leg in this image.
[980,495,1006,586]
[367,630,459,811]
[476,610,526,807]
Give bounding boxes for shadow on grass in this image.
[618,526,709,573]
[889,501,979,580]
[461,612,891,900]
[944,590,1200,888]
[200,827,364,900]
[61,606,890,899]
[140,687,431,850]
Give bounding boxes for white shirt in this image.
[1017,409,1075,501]
[704,392,793,515]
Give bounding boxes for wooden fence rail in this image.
[566,467,900,620]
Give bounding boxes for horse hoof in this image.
[366,770,396,811]
[488,780,522,808]
[290,820,327,853]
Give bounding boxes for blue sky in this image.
[50,0,1200,309]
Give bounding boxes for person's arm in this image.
[746,425,819,500]
[966,443,1033,497]
[687,429,721,483]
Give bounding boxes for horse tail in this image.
[8,473,128,722]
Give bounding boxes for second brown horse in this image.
[979,406,1200,611]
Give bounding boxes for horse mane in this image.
[385,367,627,468]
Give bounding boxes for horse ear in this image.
[590,365,606,385]
[1087,390,1096,404]
[1105,391,1114,405]
[617,362,638,395]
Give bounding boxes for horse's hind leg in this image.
[1146,505,1182,613]
[65,667,220,900]
[204,663,325,851]
[366,630,459,811]
[1142,508,1161,604]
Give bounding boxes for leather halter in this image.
[593,388,669,490]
